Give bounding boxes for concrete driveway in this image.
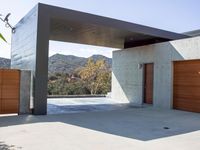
[0,107,200,150]
[47,97,129,114]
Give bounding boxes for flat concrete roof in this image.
[35,3,188,48]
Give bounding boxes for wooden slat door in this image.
[0,69,20,114]
[173,60,200,112]
[144,63,154,104]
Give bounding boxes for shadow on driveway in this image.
[0,141,22,150]
[0,107,200,141]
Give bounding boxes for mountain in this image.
[0,54,112,73]
[48,54,87,74]
[0,57,10,68]
[48,54,112,74]
[88,55,112,66]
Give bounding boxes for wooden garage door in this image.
[173,60,200,112]
[0,69,20,114]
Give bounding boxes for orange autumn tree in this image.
[78,58,111,95]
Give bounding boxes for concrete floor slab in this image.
[0,107,200,150]
[47,97,130,114]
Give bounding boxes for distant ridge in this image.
[0,54,112,74]
[0,57,10,69]
[48,54,112,74]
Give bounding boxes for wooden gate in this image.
[0,69,20,114]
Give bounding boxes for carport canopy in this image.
[48,4,188,48]
[11,3,188,115]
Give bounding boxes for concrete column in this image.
[11,4,50,115]
[33,4,50,115]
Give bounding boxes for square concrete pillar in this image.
[11,4,49,115]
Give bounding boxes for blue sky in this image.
[0,0,200,58]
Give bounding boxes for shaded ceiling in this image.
[44,3,189,49]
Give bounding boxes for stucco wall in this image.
[112,36,200,109]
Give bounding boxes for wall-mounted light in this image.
[138,63,143,69]
[0,13,16,33]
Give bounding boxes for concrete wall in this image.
[11,5,38,113]
[19,70,31,114]
[11,6,38,71]
[112,36,200,109]
[11,4,50,115]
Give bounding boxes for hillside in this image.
[0,57,10,68]
[48,54,112,74]
[0,54,112,74]
[48,54,87,74]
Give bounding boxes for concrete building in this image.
[112,36,200,112]
[11,3,200,115]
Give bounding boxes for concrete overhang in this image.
[183,29,200,37]
[34,3,189,49]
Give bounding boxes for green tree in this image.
[47,59,111,96]
[47,73,90,95]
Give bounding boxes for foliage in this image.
[0,33,6,42]
[47,58,111,95]
[48,54,112,75]
[78,58,111,94]
[48,73,90,95]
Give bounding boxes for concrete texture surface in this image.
[47,97,129,114]
[112,36,200,109]
[0,107,200,150]
[11,4,49,115]
[19,70,31,114]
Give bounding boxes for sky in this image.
[0,0,200,58]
